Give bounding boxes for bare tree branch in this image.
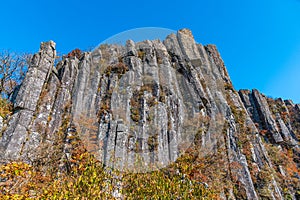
[0,51,31,98]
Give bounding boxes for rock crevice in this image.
[0,29,299,199]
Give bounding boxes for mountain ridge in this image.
[0,29,299,199]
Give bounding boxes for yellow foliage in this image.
[0,98,12,118]
[0,148,218,199]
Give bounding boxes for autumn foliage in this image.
[66,48,83,59]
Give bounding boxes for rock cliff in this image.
[0,29,299,199]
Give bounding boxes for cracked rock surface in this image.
[0,29,299,199]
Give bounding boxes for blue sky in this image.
[0,0,299,103]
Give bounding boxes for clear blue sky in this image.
[0,0,299,103]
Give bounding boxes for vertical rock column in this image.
[252,89,284,143]
[0,41,56,161]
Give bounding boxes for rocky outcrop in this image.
[0,29,299,199]
[0,41,56,161]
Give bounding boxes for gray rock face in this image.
[0,29,299,199]
[240,90,298,146]
[296,104,300,111]
[14,41,56,111]
[0,117,3,131]
[0,41,56,161]
[252,89,284,143]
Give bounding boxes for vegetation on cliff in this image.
[0,30,299,199]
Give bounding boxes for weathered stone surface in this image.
[0,117,3,130]
[252,89,283,143]
[0,29,299,199]
[296,104,300,111]
[0,41,56,161]
[13,41,56,111]
[284,99,295,107]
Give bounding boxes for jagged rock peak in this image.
[40,40,56,59]
[178,28,194,38]
[0,29,299,199]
